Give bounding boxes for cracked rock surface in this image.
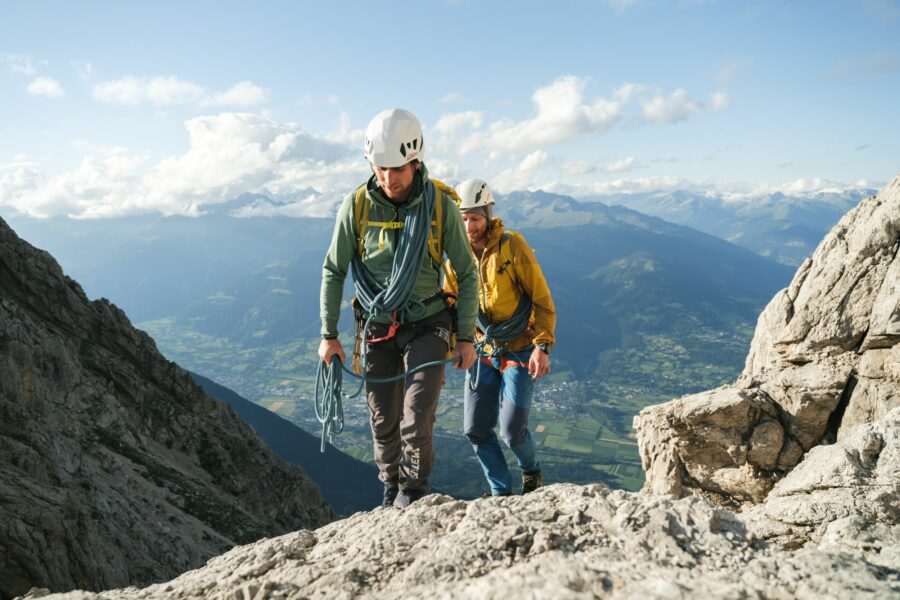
[0,216,333,600]
[635,175,900,507]
[22,484,900,599]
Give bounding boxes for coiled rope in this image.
[315,180,456,451]
[467,293,533,390]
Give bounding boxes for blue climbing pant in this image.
[464,349,540,496]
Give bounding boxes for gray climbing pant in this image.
[365,309,451,493]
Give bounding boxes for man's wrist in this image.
[322,334,338,340]
[535,342,551,355]
[457,338,473,344]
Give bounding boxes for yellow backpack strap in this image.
[500,231,522,292]
[429,179,460,265]
[354,185,369,257]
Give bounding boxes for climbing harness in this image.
[467,231,534,390]
[315,179,460,452]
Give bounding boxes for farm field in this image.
[142,320,750,499]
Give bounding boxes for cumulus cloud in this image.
[604,156,637,173]
[560,161,598,177]
[641,89,728,124]
[440,92,463,103]
[27,76,65,98]
[488,150,554,191]
[93,76,268,107]
[744,177,880,198]
[0,53,37,76]
[0,113,365,218]
[229,193,332,218]
[518,150,550,173]
[484,77,635,153]
[202,81,269,107]
[429,77,726,161]
[438,77,637,157]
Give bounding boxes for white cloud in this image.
[641,89,698,123]
[441,77,637,157]
[27,76,65,98]
[604,156,636,173]
[518,150,550,173]
[641,89,728,124]
[0,154,40,170]
[92,76,268,107]
[323,111,366,147]
[0,53,36,76]
[427,159,462,183]
[549,175,699,196]
[230,193,331,218]
[70,139,129,156]
[487,150,554,191]
[202,81,268,107]
[709,90,730,111]
[93,76,204,105]
[441,92,463,103]
[433,111,484,137]
[0,113,364,218]
[537,175,881,202]
[744,177,879,198]
[560,161,598,177]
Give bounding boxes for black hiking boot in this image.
[396,488,427,509]
[522,469,542,494]
[481,491,512,499]
[382,484,399,509]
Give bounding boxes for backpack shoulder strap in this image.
[353,185,370,257]
[500,230,522,291]
[429,178,461,265]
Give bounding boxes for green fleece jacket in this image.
[320,166,477,341]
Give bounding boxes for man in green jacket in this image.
[319,108,478,509]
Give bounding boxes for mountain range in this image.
[578,188,873,266]
[2,190,794,380]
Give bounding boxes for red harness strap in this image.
[367,311,401,344]
[480,355,526,372]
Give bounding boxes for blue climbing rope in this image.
[467,293,533,391]
[315,180,455,452]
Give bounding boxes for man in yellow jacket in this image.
[446,179,557,496]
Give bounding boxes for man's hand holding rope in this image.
[318,338,346,365]
[453,341,476,370]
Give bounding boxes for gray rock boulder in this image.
[20,484,900,599]
[742,406,900,554]
[635,175,900,505]
[0,216,334,599]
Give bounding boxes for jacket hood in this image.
[482,218,506,251]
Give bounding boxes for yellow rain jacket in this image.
[445,219,556,354]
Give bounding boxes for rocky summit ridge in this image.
[0,216,333,600]
[11,176,900,599]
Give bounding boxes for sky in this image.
[1,0,898,218]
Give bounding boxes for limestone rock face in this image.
[21,484,900,599]
[742,406,900,553]
[635,176,900,505]
[0,217,334,599]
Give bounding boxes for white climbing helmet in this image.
[457,179,495,212]
[363,108,424,168]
